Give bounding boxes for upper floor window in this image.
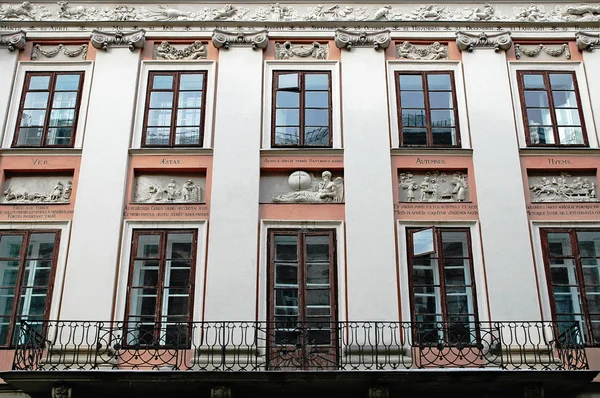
[517,71,587,146]
[0,230,60,346]
[272,71,332,148]
[396,71,460,148]
[142,72,207,147]
[14,72,84,148]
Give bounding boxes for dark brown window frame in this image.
[395,70,461,148]
[271,71,333,148]
[142,71,208,148]
[541,228,600,345]
[517,70,588,147]
[124,229,198,348]
[406,227,479,342]
[0,229,61,348]
[13,71,85,148]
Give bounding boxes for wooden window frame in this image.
[141,71,208,148]
[541,228,600,345]
[0,229,60,348]
[395,71,461,148]
[517,71,588,147]
[271,71,333,148]
[124,229,198,348]
[13,72,84,148]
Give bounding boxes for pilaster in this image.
[0,31,25,140]
[577,32,600,143]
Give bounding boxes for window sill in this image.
[0,148,83,156]
[129,148,214,156]
[391,148,473,156]
[519,147,600,156]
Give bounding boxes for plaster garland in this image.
[514,43,571,59]
[31,43,88,59]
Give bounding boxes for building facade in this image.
[0,0,599,397]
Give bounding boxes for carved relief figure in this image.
[399,171,469,203]
[135,176,203,203]
[274,41,328,59]
[0,2,35,19]
[272,171,344,203]
[565,3,600,19]
[529,173,598,202]
[397,41,448,60]
[407,4,445,20]
[2,178,72,204]
[514,4,547,21]
[155,41,207,60]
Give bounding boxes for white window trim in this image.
[114,221,208,328]
[387,61,471,149]
[2,62,94,149]
[131,61,217,149]
[0,221,71,323]
[257,220,346,323]
[263,61,342,149]
[508,62,598,148]
[397,221,488,326]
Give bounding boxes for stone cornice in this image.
[456,31,512,52]
[211,29,268,50]
[0,30,26,51]
[90,29,145,51]
[576,31,600,52]
[334,29,391,50]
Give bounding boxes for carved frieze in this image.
[31,43,87,60]
[90,29,145,51]
[514,43,571,59]
[2,176,72,204]
[334,29,391,50]
[134,175,205,204]
[154,41,207,60]
[456,31,512,52]
[529,173,597,203]
[212,29,268,50]
[396,41,448,60]
[399,171,469,203]
[264,171,344,204]
[0,30,26,51]
[275,41,329,60]
[576,32,600,51]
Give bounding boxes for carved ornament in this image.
[334,29,391,50]
[134,176,204,204]
[211,29,268,50]
[272,171,344,203]
[576,32,600,51]
[2,178,72,204]
[514,43,570,59]
[154,40,207,60]
[399,171,469,203]
[369,387,389,398]
[211,387,231,398]
[396,41,448,60]
[456,31,512,52]
[90,29,145,51]
[52,385,71,398]
[31,43,87,60]
[275,41,329,59]
[529,173,597,203]
[0,30,26,51]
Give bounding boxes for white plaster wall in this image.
[203,47,263,321]
[0,51,18,143]
[59,48,141,320]
[341,48,398,321]
[462,50,540,321]
[582,51,600,146]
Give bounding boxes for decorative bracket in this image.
[211,29,268,50]
[334,29,391,51]
[456,31,512,52]
[576,31,600,52]
[0,30,26,51]
[90,29,146,51]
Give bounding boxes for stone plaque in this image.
[260,170,344,204]
[399,171,469,203]
[2,175,72,204]
[133,174,206,204]
[528,172,597,203]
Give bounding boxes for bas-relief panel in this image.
[528,172,597,203]
[260,170,344,204]
[1,175,72,204]
[133,174,205,204]
[399,171,469,203]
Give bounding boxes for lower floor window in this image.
[125,229,197,347]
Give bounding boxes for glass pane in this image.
[145,128,170,145]
[275,235,297,261]
[399,75,422,91]
[24,92,49,109]
[275,109,299,126]
[529,125,554,145]
[445,267,467,286]
[305,127,329,146]
[547,233,573,256]
[429,91,453,109]
[52,91,78,109]
[0,235,23,258]
[150,92,173,108]
[276,91,299,108]
[129,288,157,316]
[136,235,161,258]
[0,289,15,316]
[588,289,600,314]
[148,109,172,127]
[27,234,55,259]
[305,74,329,90]
[550,74,574,90]
[166,294,189,316]
[401,109,426,127]
[275,288,298,307]
[441,231,468,257]
[21,110,46,126]
[55,74,80,91]
[275,127,299,145]
[275,263,297,285]
[153,75,173,89]
[29,75,50,90]
[413,267,434,286]
[413,228,435,256]
[430,110,455,127]
[167,233,193,259]
[305,109,328,126]
[306,289,330,306]
[176,109,201,126]
[305,91,328,108]
[17,128,43,146]
[19,290,47,316]
[306,236,330,262]
[400,91,424,108]
[557,127,584,145]
[278,73,299,90]
[307,263,329,285]
[527,108,552,126]
[178,91,201,108]
[46,128,72,146]
[577,232,600,257]
[175,127,200,145]
[180,74,203,91]
[553,91,578,108]
[402,128,427,146]
[132,260,159,286]
[414,295,438,315]
[49,109,75,127]
[432,128,456,146]
[0,261,19,287]
[524,91,549,108]
[583,261,600,286]
[523,74,545,89]
[427,74,451,91]
[555,109,581,126]
[168,268,190,288]
[446,294,470,314]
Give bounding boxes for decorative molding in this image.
[369,387,389,398]
[529,173,597,203]
[396,41,448,60]
[52,385,71,398]
[31,43,87,60]
[90,29,145,51]
[2,177,72,204]
[514,43,570,59]
[211,29,268,50]
[399,171,469,203]
[154,40,207,60]
[334,29,391,50]
[211,387,231,398]
[576,31,600,51]
[456,31,512,52]
[271,171,344,203]
[134,175,204,203]
[0,30,26,51]
[275,41,329,59]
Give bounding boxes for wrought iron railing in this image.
[12,320,588,371]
